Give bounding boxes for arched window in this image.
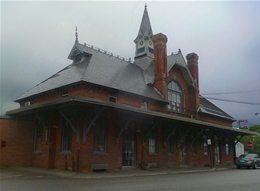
[167,81,182,113]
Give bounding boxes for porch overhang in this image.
[6,96,257,137]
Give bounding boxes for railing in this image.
[167,104,196,117]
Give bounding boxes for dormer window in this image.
[62,89,68,97]
[74,53,83,63]
[109,91,117,103]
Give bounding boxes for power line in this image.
[201,88,260,95]
[204,97,260,105]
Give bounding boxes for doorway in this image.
[122,123,136,167]
[178,130,187,166]
[214,136,221,165]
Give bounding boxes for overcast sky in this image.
[1,1,260,127]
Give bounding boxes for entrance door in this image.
[214,136,221,165]
[214,146,221,165]
[122,124,135,167]
[178,130,187,166]
[179,143,187,166]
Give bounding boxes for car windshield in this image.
[239,154,255,158]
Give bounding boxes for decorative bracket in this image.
[83,107,104,144]
[142,120,161,145]
[177,126,192,146]
[200,128,215,147]
[35,113,50,143]
[116,115,135,144]
[58,108,80,143]
[234,135,245,145]
[190,128,204,147]
[163,123,180,146]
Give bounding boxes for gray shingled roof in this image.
[15,43,234,122]
[15,43,166,102]
[198,96,235,121]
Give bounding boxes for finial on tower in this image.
[75,26,79,43]
[145,3,147,9]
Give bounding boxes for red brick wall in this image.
[0,118,34,166]
[198,114,233,127]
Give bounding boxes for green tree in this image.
[240,125,260,154]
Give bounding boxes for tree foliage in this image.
[240,125,260,155]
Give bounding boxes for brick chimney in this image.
[152,33,168,100]
[186,53,200,111]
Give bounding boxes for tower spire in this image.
[134,4,154,59]
[75,26,79,43]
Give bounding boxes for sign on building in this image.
[239,120,249,129]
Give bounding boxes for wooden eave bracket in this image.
[163,123,180,147]
[142,119,161,145]
[190,128,204,147]
[116,115,136,144]
[177,126,192,147]
[58,108,80,143]
[35,113,50,143]
[83,107,104,144]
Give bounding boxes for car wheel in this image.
[253,163,257,169]
[247,167,250,169]
[237,166,241,169]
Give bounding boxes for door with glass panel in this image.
[122,123,136,167]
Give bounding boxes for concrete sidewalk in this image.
[2,165,235,179]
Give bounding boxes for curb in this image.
[2,166,232,179]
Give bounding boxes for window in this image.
[149,128,158,154]
[141,101,147,109]
[62,121,72,152]
[203,136,209,156]
[93,118,107,153]
[193,139,198,155]
[109,91,117,103]
[167,81,182,113]
[225,138,230,156]
[34,122,42,152]
[62,89,68,97]
[168,135,174,155]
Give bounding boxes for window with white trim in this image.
[62,89,68,97]
[109,91,117,103]
[149,128,158,154]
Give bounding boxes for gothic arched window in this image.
[167,81,182,113]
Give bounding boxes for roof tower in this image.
[134,4,154,59]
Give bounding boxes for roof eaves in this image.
[6,96,257,136]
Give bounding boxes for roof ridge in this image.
[78,43,133,64]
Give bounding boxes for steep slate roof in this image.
[15,43,166,103]
[198,96,235,121]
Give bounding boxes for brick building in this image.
[0,6,256,171]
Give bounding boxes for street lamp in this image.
[255,113,259,116]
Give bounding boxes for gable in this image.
[167,52,195,87]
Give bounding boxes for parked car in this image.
[235,153,260,169]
